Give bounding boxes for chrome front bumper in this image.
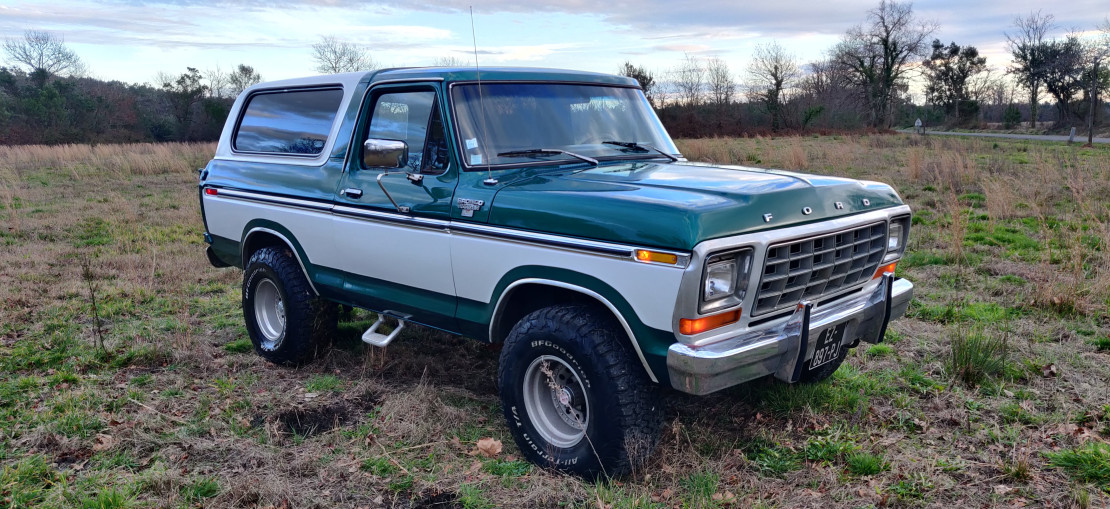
[667,275,914,395]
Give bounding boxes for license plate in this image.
[810,322,847,369]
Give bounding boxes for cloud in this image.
[652,44,711,53]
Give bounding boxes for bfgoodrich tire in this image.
[498,304,662,478]
[242,246,336,365]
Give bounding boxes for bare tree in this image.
[1006,11,1055,128]
[705,57,736,107]
[673,54,705,106]
[1090,18,1110,143]
[311,36,377,74]
[3,30,84,87]
[432,56,471,67]
[747,41,801,130]
[205,65,230,99]
[831,0,937,128]
[618,61,658,107]
[228,64,262,97]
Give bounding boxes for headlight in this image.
[884,216,910,262]
[700,249,752,313]
[704,259,736,301]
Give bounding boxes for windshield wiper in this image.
[496,148,598,166]
[602,141,679,162]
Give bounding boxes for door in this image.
[330,84,459,329]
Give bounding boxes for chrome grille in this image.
[752,222,887,316]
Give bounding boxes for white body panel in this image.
[330,215,455,296]
[203,195,336,267]
[450,233,683,331]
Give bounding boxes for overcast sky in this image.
[1,1,1107,89]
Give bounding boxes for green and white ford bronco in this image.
[199,67,913,477]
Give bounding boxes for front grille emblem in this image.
[763,213,773,223]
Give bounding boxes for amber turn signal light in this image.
[635,249,678,265]
[873,262,897,279]
[680,309,741,335]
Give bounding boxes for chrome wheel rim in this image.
[253,278,285,349]
[522,355,589,448]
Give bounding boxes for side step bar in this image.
[361,311,409,347]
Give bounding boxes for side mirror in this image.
[363,138,408,169]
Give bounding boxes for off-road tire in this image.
[498,304,663,478]
[242,246,337,365]
[798,345,848,384]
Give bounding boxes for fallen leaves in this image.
[475,437,502,458]
[91,433,116,452]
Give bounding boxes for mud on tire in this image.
[498,304,663,478]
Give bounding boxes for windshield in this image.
[451,83,679,168]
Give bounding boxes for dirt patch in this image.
[391,489,462,508]
[272,403,351,437]
[269,390,380,438]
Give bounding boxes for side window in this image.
[234,88,343,155]
[365,91,449,174]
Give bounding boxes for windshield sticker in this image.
[465,138,479,150]
[470,154,483,165]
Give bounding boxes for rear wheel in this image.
[242,246,336,365]
[498,304,662,478]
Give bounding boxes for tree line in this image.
[622,3,1110,137]
[0,31,263,144]
[2,2,1109,145]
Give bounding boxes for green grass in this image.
[360,457,398,476]
[866,344,895,357]
[680,470,720,500]
[947,327,1010,386]
[481,459,532,477]
[888,473,933,500]
[305,374,343,393]
[1045,443,1110,490]
[0,455,60,507]
[803,434,858,464]
[913,300,1016,324]
[846,452,888,476]
[457,483,494,509]
[180,477,220,502]
[223,338,253,353]
[78,487,135,509]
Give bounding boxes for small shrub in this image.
[947,327,1009,386]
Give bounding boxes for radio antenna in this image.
[470,6,497,185]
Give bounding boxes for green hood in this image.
[486,161,903,251]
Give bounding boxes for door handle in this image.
[343,188,363,199]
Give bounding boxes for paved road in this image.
[898,129,1110,144]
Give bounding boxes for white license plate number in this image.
[810,322,847,369]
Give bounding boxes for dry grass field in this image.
[1,135,1108,508]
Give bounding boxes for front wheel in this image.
[498,305,662,478]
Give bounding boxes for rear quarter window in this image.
[233,88,344,155]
